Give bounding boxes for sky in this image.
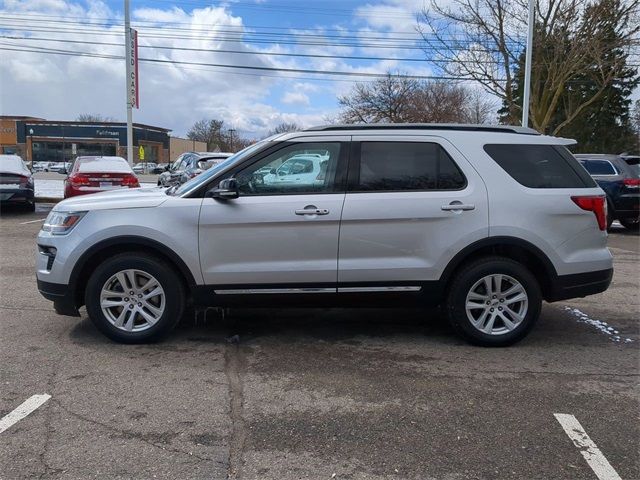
[0,0,637,140]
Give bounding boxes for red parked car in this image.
[64,156,140,198]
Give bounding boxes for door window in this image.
[235,142,342,195]
[355,142,466,191]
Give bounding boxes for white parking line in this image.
[554,413,622,480]
[19,218,46,225]
[0,394,51,434]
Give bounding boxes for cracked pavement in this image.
[1,204,638,479]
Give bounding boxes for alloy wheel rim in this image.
[465,274,528,336]
[100,269,165,333]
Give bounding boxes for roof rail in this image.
[304,123,541,135]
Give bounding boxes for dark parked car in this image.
[575,154,640,230]
[158,152,232,187]
[0,154,35,211]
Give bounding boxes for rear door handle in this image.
[295,207,330,216]
[441,203,475,211]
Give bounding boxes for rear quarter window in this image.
[484,144,596,188]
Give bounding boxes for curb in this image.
[35,197,61,203]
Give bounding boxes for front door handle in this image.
[295,205,330,216]
[441,202,475,211]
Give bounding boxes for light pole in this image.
[28,128,34,162]
[522,0,535,128]
[229,128,236,152]
[124,0,133,165]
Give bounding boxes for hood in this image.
[55,187,170,212]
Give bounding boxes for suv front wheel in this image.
[446,256,542,347]
[85,253,186,343]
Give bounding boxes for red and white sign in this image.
[127,28,139,108]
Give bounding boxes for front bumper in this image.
[37,279,80,317]
[546,268,613,302]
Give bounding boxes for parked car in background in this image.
[620,154,640,176]
[0,154,35,211]
[64,156,140,198]
[152,163,169,174]
[159,152,233,186]
[32,161,51,172]
[37,124,613,346]
[575,154,640,231]
[260,154,327,187]
[179,153,233,184]
[48,162,67,173]
[133,162,158,175]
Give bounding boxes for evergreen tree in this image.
[498,0,639,153]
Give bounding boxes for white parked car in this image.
[36,124,612,346]
[261,155,327,187]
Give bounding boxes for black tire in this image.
[25,201,36,212]
[619,218,639,231]
[85,253,186,343]
[445,256,542,347]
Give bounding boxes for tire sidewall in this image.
[85,254,184,343]
[447,258,542,347]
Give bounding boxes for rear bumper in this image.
[37,279,80,317]
[547,268,613,302]
[613,193,639,219]
[0,187,34,203]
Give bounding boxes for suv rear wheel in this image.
[619,218,639,231]
[85,253,185,343]
[446,256,542,347]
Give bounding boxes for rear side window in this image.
[484,144,596,188]
[356,142,466,191]
[579,159,617,175]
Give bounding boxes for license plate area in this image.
[99,182,113,188]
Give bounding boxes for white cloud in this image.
[281,91,310,106]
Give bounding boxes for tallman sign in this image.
[127,28,139,109]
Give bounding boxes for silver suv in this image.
[36,124,613,346]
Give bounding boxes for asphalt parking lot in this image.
[1,204,638,480]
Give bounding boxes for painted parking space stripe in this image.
[19,218,46,225]
[554,413,622,480]
[0,394,51,434]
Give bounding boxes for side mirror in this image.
[165,165,170,171]
[206,178,239,200]
[270,168,277,174]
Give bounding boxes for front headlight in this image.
[42,211,87,235]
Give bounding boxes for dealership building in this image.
[0,116,174,163]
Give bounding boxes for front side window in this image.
[235,142,341,195]
[355,142,466,191]
[484,144,596,188]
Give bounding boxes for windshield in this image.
[173,140,271,196]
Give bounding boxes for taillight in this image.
[70,173,91,186]
[571,195,607,231]
[623,178,640,189]
[121,175,140,187]
[18,175,31,187]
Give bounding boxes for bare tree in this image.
[187,119,225,151]
[76,113,116,122]
[338,74,419,123]
[268,122,301,136]
[419,0,640,134]
[337,74,495,123]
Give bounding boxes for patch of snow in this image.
[563,307,633,343]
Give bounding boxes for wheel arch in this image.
[70,236,197,308]
[440,237,558,301]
